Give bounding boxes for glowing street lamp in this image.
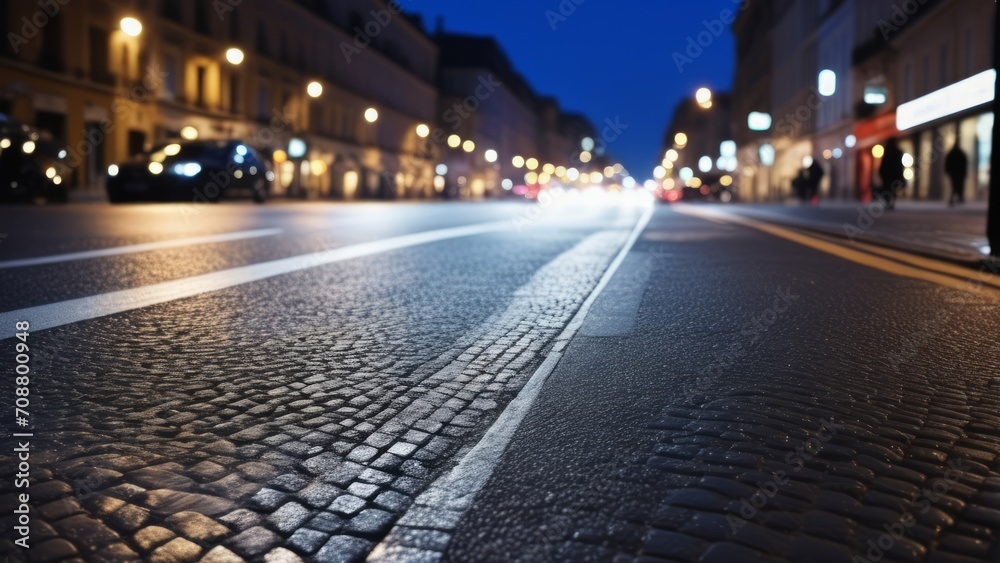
[415,124,430,138]
[462,140,475,153]
[818,70,837,97]
[364,108,379,123]
[226,48,245,65]
[447,135,461,148]
[674,132,688,148]
[512,155,525,168]
[695,88,713,109]
[120,17,142,37]
[484,149,498,163]
[307,81,323,98]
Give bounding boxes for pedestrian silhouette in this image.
[807,159,825,204]
[878,138,906,210]
[792,169,809,203]
[945,143,968,206]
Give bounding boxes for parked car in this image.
[0,114,71,203]
[106,140,272,203]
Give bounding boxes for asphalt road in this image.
[0,197,999,563]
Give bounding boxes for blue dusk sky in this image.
[408,0,738,177]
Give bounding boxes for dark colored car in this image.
[0,114,71,203]
[106,140,272,203]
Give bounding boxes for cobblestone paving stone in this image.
[0,227,632,563]
[561,368,1000,562]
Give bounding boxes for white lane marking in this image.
[0,228,284,270]
[368,203,655,561]
[0,221,511,340]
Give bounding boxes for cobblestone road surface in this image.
[0,202,642,562]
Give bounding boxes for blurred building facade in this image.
[433,32,599,199]
[0,1,599,201]
[0,0,444,200]
[662,92,735,197]
[729,0,995,203]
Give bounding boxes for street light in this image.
[416,124,430,138]
[307,81,323,98]
[484,149,498,163]
[512,155,525,168]
[226,48,245,65]
[674,132,688,148]
[695,88,713,109]
[818,70,837,97]
[748,112,772,132]
[447,135,461,148]
[364,108,379,123]
[462,140,475,153]
[120,17,142,37]
[698,156,713,173]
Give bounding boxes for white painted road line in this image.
[368,203,655,562]
[0,228,285,270]
[0,221,511,340]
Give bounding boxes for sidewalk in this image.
[720,201,991,265]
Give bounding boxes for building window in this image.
[0,0,12,58]
[161,1,182,23]
[280,33,290,64]
[256,84,269,120]
[966,30,975,76]
[230,9,240,41]
[903,62,914,101]
[39,12,65,72]
[88,26,110,84]
[940,45,948,87]
[229,74,240,114]
[195,66,207,108]
[256,22,269,56]
[162,52,179,99]
[922,55,931,94]
[195,0,211,35]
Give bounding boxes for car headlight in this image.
[170,162,202,177]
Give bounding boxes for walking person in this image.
[945,143,968,206]
[807,159,825,205]
[878,138,906,210]
[792,169,808,203]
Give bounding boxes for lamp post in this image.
[989,4,999,256]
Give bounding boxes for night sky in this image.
[409,0,737,179]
